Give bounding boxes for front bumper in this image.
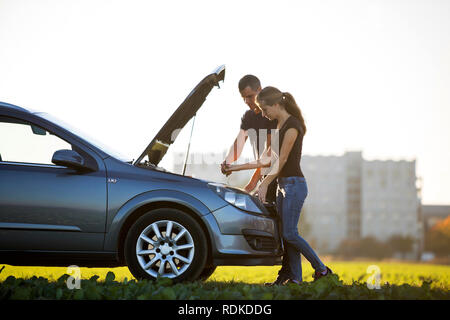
[201,204,283,266]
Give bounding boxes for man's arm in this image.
[223,129,248,164]
[244,167,262,193]
[246,132,272,191]
[266,133,272,150]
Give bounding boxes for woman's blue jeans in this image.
[276,176,326,282]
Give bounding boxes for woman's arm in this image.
[224,145,272,172]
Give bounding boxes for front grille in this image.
[244,235,277,252]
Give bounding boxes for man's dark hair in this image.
[238,75,261,92]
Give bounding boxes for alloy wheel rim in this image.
[136,220,195,278]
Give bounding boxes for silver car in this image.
[0,65,282,282]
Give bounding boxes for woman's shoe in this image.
[281,278,301,286]
[313,266,333,281]
[264,274,290,286]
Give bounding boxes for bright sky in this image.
[1,0,449,205]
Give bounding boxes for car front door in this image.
[0,115,107,251]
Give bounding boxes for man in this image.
[221,75,277,201]
[221,75,290,286]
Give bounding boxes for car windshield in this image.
[35,112,131,162]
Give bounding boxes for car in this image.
[0,65,283,282]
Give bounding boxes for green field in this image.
[1,261,449,299]
[2,261,449,288]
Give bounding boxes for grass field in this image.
[1,260,449,299]
[2,260,450,288]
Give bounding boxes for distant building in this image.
[361,156,422,258]
[302,152,422,256]
[361,157,421,239]
[299,154,348,253]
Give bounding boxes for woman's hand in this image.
[223,164,241,174]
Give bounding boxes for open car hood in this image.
[134,65,225,167]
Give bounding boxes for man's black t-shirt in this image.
[273,115,304,178]
[240,109,277,159]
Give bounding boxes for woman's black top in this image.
[275,115,304,178]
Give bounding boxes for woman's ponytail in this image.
[281,92,306,135]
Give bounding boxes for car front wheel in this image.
[124,208,208,283]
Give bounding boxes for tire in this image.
[124,208,208,283]
[198,266,217,281]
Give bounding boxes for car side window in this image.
[0,116,72,165]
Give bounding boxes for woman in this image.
[224,86,333,284]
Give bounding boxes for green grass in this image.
[1,261,449,299]
[2,261,449,289]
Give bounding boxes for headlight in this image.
[208,183,268,215]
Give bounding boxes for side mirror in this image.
[52,149,86,170]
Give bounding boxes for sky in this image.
[0,0,449,205]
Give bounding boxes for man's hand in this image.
[221,161,232,177]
